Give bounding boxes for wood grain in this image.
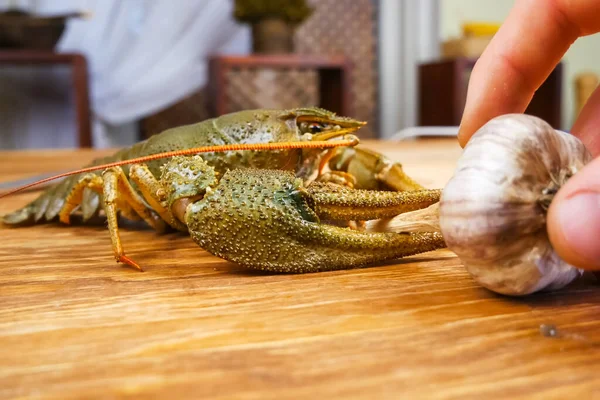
[1,140,600,400]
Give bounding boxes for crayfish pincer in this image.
[184,161,444,272]
[1,107,446,271]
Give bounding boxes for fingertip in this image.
[547,160,600,270]
[457,126,472,148]
[547,196,600,271]
[456,126,467,148]
[457,107,483,147]
[571,86,600,156]
[456,0,589,149]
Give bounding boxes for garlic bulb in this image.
[438,114,592,295]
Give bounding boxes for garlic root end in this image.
[365,202,441,233]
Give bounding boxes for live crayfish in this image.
[1,107,446,272]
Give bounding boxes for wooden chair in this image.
[0,50,92,147]
[207,54,354,118]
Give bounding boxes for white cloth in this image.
[0,0,250,149]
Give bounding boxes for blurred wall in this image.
[440,0,600,130]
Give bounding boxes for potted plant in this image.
[234,0,314,54]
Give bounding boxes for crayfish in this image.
[1,107,445,272]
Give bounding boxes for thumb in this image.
[547,156,600,270]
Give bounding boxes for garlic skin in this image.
[439,114,592,296]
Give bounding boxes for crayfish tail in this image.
[1,170,106,227]
[1,203,36,226]
[2,177,77,226]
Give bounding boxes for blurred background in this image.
[0,0,598,149]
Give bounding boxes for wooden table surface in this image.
[1,140,600,399]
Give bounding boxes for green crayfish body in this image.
[2,107,445,272]
[3,108,363,226]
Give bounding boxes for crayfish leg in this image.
[58,174,104,224]
[102,167,170,271]
[128,164,188,232]
[327,147,425,191]
[58,167,166,271]
[315,170,357,189]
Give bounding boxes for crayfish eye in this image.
[308,123,323,133]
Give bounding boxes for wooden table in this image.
[1,140,600,399]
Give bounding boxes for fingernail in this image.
[558,192,600,266]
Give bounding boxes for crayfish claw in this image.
[185,168,444,273]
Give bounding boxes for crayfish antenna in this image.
[0,137,359,199]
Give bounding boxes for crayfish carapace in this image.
[1,107,445,271]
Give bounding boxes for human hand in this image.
[457,0,600,270]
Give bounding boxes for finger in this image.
[457,0,600,147]
[571,86,600,156]
[547,156,600,270]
